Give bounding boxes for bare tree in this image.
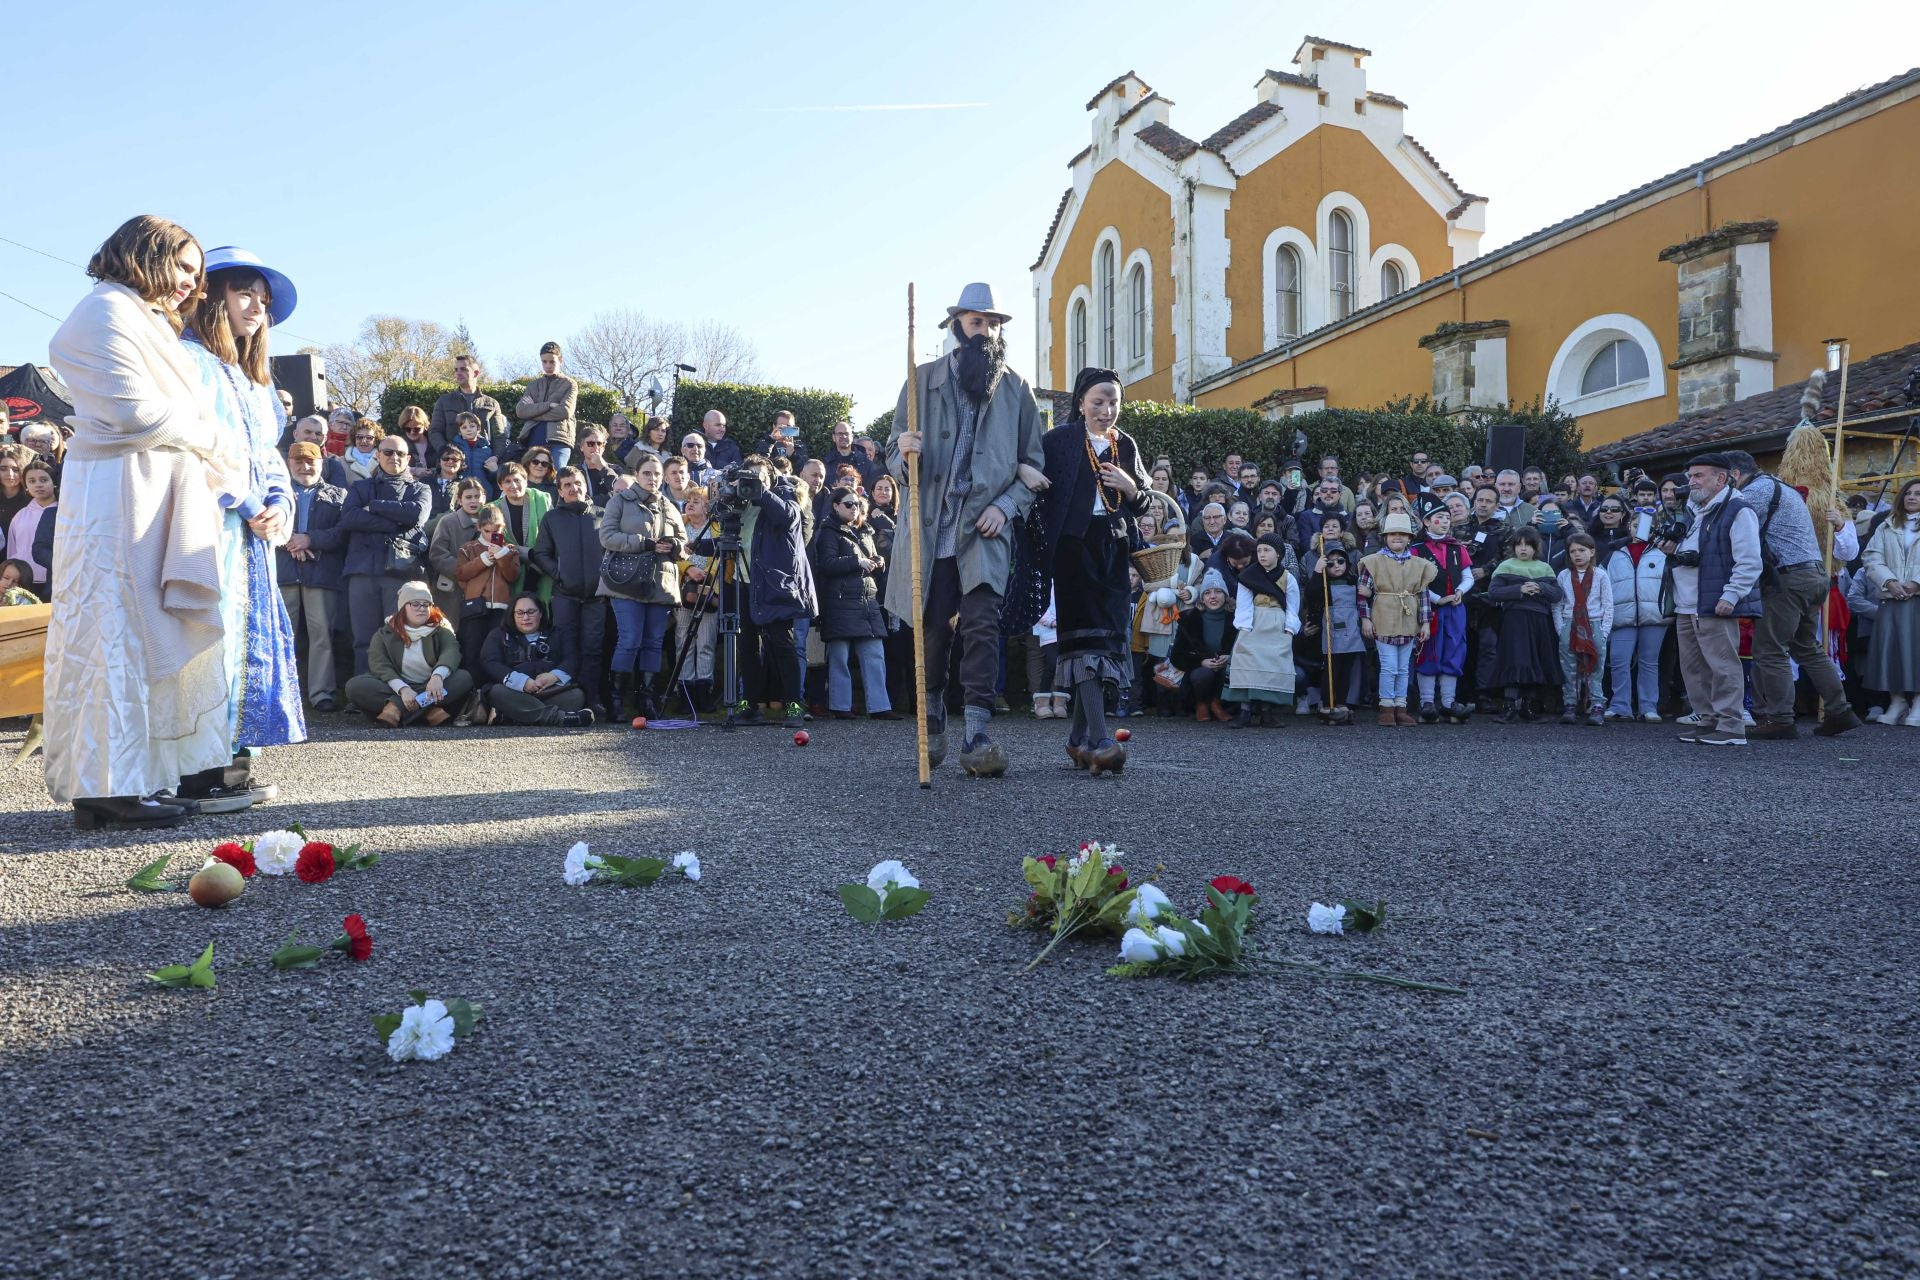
[568,308,762,411]
[318,316,460,415]
[681,318,761,385]
[567,308,675,411]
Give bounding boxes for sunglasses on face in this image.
[378,448,407,457]
[529,460,551,468]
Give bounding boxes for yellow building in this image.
[1031,37,1920,450]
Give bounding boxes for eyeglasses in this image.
[512,607,542,616]
[377,448,407,457]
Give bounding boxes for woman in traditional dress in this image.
[1036,367,1150,777]
[44,216,230,829]
[178,247,307,812]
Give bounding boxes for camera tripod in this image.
[659,510,753,730]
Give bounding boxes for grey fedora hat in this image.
[940,281,1014,328]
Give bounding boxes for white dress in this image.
[43,284,231,803]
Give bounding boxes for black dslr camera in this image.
[1651,509,1691,547]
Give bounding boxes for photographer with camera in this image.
[1721,449,1862,738]
[699,454,817,727]
[1661,453,1762,746]
[598,454,686,721]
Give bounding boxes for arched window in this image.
[1274,245,1302,340]
[1328,210,1355,320]
[1127,263,1147,364]
[1098,243,1117,367]
[1069,299,1088,374]
[1580,338,1651,395]
[1381,260,1405,300]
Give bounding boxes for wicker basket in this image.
[1128,490,1186,583]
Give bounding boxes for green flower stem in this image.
[1022,910,1096,973]
[1264,958,1467,996]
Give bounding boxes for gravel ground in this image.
[1,709,1915,1280]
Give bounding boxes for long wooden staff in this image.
[907,284,931,788]
[1819,340,1852,665]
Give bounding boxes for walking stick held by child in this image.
[1314,560,1353,725]
[906,284,932,787]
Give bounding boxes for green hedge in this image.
[1108,395,1584,485]
[667,380,856,460]
[381,379,623,435]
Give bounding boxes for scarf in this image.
[1568,566,1599,678]
[1236,558,1290,604]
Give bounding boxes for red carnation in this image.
[341,913,372,961]
[295,842,336,885]
[1037,855,1057,870]
[1107,866,1129,890]
[210,841,256,878]
[1209,874,1256,898]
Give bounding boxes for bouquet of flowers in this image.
[1010,841,1142,971]
[1111,879,1259,980]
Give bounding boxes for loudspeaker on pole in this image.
[271,354,328,420]
[1484,422,1526,475]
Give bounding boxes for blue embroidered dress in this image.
[184,338,307,748]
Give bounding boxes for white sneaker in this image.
[1904,699,1920,728]
[1881,696,1909,725]
[1677,711,1706,726]
[1638,711,1663,723]
[1742,710,1755,726]
[1605,710,1630,721]
[1865,706,1884,722]
[1295,701,1313,715]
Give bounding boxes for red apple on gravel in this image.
[188,862,244,908]
[1115,728,1132,742]
[793,730,810,746]
[631,716,648,730]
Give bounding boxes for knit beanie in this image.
[396,580,434,609]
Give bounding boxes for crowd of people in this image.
[12,233,1914,825]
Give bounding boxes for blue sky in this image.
[3,0,1914,424]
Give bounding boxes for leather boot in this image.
[609,674,633,720]
[1209,699,1230,723]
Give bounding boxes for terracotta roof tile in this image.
[1587,343,1920,465]
[1118,91,1176,126]
[1445,195,1487,220]
[1135,121,1201,162]
[1366,91,1408,108]
[1402,133,1467,197]
[1203,101,1283,151]
[1300,36,1373,57]
[1084,71,1145,112]
[1030,186,1074,272]
[1259,69,1318,90]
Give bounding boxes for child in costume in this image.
[1301,543,1363,721]
[1489,526,1563,721]
[1222,533,1301,727]
[1358,513,1436,726]
[1554,532,1614,725]
[1411,502,1473,723]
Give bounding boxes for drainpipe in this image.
[1184,178,1197,405]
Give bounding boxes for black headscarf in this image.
[1236,533,1294,601]
[1070,367,1121,422]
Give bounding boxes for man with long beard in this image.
[887,283,1045,777]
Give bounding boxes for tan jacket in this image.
[515,374,578,448]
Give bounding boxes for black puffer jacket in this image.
[811,511,887,640]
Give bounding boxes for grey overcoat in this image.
[884,356,1046,621]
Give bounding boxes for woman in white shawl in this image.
[44,216,233,829]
